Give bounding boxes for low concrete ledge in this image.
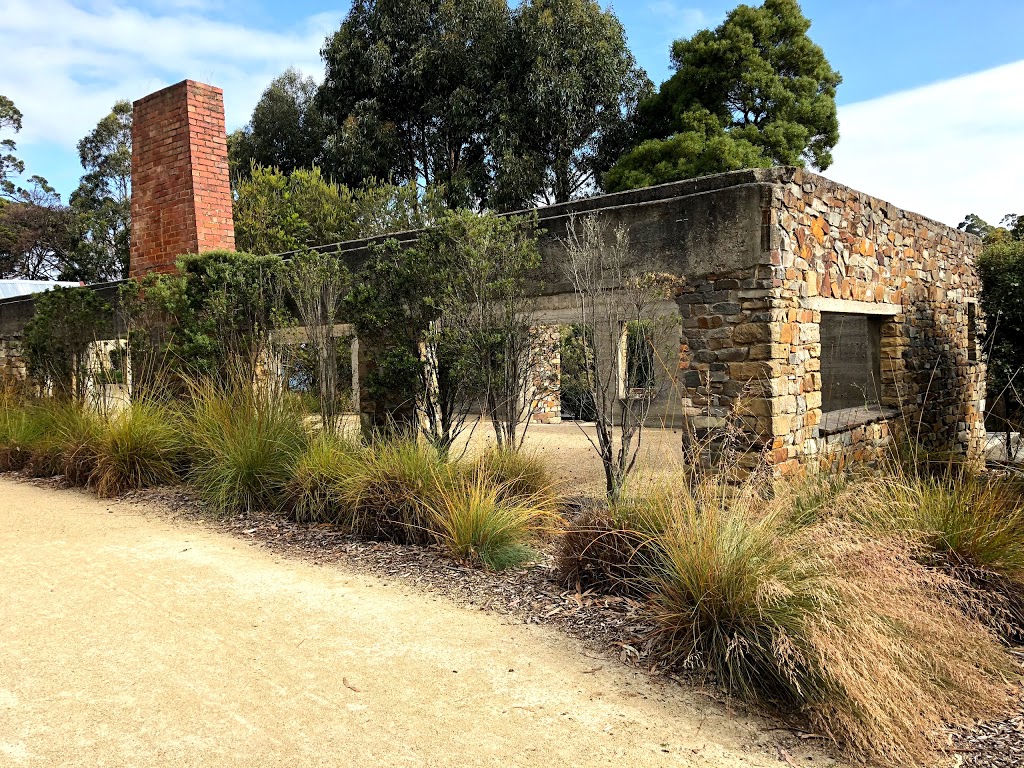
[819,404,900,436]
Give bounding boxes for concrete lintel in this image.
[806,297,901,316]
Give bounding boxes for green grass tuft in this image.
[287,433,364,525]
[340,440,450,544]
[185,382,309,516]
[91,401,183,497]
[427,473,547,570]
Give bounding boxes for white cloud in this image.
[826,60,1024,229]
[644,1,708,42]
[0,0,343,150]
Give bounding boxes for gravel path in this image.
[0,478,842,768]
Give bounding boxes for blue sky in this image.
[2,0,1023,226]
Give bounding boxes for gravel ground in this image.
[2,476,841,768]
[11,472,1024,766]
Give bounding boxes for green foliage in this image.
[22,286,113,400]
[123,250,286,387]
[184,381,309,516]
[347,209,540,448]
[427,473,545,570]
[1,99,130,282]
[287,433,364,524]
[979,240,1024,422]
[68,100,132,282]
[228,69,330,182]
[605,110,770,190]
[233,166,436,255]
[492,0,652,206]
[607,0,841,191]
[91,401,183,497]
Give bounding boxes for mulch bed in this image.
[10,473,1024,766]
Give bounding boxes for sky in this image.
[1,0,1022,228]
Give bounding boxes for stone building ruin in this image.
[0,80,987,473]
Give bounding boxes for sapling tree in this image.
[284,251,352,434]
[431,210,543,450]
[562,214,674,497]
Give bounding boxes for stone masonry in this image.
[677,167,985,474]
[130,80,235,278]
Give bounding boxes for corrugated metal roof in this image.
[0,280,85,300]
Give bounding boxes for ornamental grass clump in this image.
[48,401,105,486]
[427,473,549,571]
[91,401,184,497]
[0,401,53,472]
[639,478,1015,767]
[556,482,684,596]
[185,382,308,516]
[339,440,450,544]
[865,470,1024,642]
[287,433,364,525]
[470,448,557,509]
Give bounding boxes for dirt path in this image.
[0,479,838,767]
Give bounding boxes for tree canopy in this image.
[0,98,131,282]
[68,100,132,282]
[235,0,650,210]
[318,0,509,208]
[959,212,1024,245]
[491,0,651,207]
[0,95,26,200]
[606,0,841,192]
[228,69,330,182]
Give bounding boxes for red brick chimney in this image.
[129,80,235,279]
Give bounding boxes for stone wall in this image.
[130,80,234,278]
[771,169,985,472]
[0,337,27,385]
[675,167,984,474]
[529,325,561,424]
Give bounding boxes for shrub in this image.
[91,401,183,497]
[287,433,364,525]
[428,474,547,570]
[186,382,308,516]
[340,440,450,544]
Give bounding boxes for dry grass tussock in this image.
[563,473,1019,767]
[829,468,1024,643]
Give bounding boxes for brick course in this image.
[129,80,235,278]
